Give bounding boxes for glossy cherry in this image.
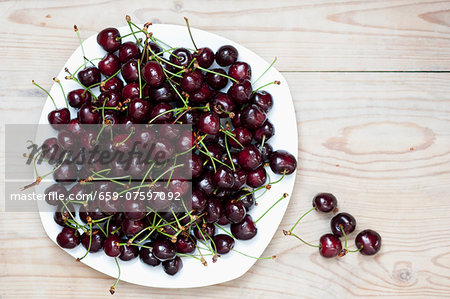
[78,67,101,87]
[224,199,246,223]
[228,80,253,104]
[229,62,251,81]
[269,150,297,175]
[152,239,177,261]
[205,68,228,90]
[240,104,267,129]
[142,61,164,88]
[121,59,139,83]
[68,89,91,108]
[81,229,105,252]
[103,235,123,257]
[252,90,273,112]
[140,243,161,266]
[215,45,238,67]
[162,256,183,275]
[57,227,80,249]
[197,111,220,135]
[212,234,235,254]
[246,166,267,188]
[237,144,262,170]
[170,48,193,67]
[97,27,121,52]
[312,193,337,213]
[331,213,356,237]
[355,229,382,255]
[319,234,342,258]
[212,166,235,190]
[231,215,257,240]
[99,53,121,77]
[48,108,71,129]
[118,41,141,63]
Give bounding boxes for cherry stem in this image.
[220,128,244,149]
[253,80,281,94]
[74,25,87,66]
[289,206,315,232]
[196,66,238,83]
[32,80,57,109]
[259,135,266,151]
[253,57,277,85]
[231,248,276,260]
[137,59,143,98]
[78,222,93,261]
[348,246,363,253]
[110,257,121,295]
[125,15,143,48]
[283,230,320,248]
[255,193,288,223]
[224,135,236,171]
[53,77,68,109]
[340,224,348,250]
[184,17,198,51]
[214,223,234,238]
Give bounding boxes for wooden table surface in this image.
[1,0,450,298]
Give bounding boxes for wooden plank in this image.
[1,0,450,71]
[1,72,449,298]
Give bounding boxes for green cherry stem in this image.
[253,57,277,85]
[253,80,280,94]
[184,17,198,51]
[289,206,315,232]
[231,248,276,260]
[283,230,320,248]
[109,257,121,295]
[73,25,87,67]
[255,193,288,223]
[32,80,57,109]
[53,77,68,109]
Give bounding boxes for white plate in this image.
[37,24,298,288]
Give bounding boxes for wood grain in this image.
[1,0,450,71]
[1,0,450,298]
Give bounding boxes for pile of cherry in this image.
[35,18,298,293]
[284,193,382,257]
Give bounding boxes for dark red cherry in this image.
[97,90,121,108]
[44,183,67,206]
[253,120,274,142]
[103,235,123,257]
[355,229,382,255]
[68,118,84,137]
[194,47,214,68]
[181,69,204,93]
[57,130,77,151]
[259,142,273,162]
[224,199,246,223]
[118,41,141,63]
[231,110,242,127]
[102,76,124,92]
[204,198,223,223]
[312,193,337,213]
[123,199,146,221]
[54,202,75,226]
[81,229,105,252]
[205,68,228,90]
[128,98,151,122]
[190,83,211,104]
[231,215,257,240]
[97,27,121,52]
[57,227,80,249]
[269,150,297,175]
[140,243,161,266]
[212,234,235,254]
[170,48,193,67]
[122,83,140,100]
[228,80,253,104]
[241,104,266,129]
[78,103,101,124]
[177,130,195,152]
[229,127,252,148]
[148,83,175,102]
[211,93,236,118]
[195,171,215,196]
[191,190,207,213]
[163,256,183,275]
[176,235,196,254]
[246,166,267,188]
[68,89,91,108]
[121,59,139,83]
[319,234,342,258]
[232,190,254,211]
[215,45,238,67]
[237,144,262,170]
[142,61,164,88]
[153,239,177,261]
[48,108,70,129]
[194,223,215,240]
[41,138,61,164]
[119,243,139,261]
[251,90,273,112]
[53,162,78,185]
[229,62,251,81]
[331,213,356,237]
[232,168,247,191]
[212,166,235,190]
[78,67,101,87]
[121,219,146,237]
[197,111,220,135]
[98,53,121,77]
[149,102,174,123]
